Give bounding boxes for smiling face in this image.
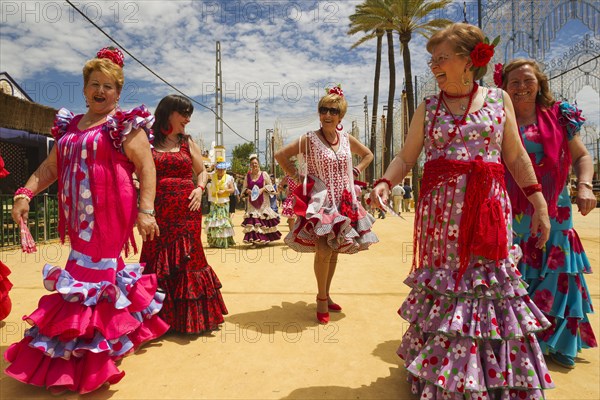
[84,70,120,115]
[168,110,191,135]
[505,64,539,107]
[429,41,471,93]
[249,158,260,173]
[318,101,341,130]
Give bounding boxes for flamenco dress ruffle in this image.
[0,260,13,321]
[285,175,378,254]
[205,202,236,248]
[241,200,282,245]
[398,246,555,399]
[142,232,228,333]
[4,254,169,394]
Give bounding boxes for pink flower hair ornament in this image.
[326,84,344,97]
[97,46,124,68]
[493,63,504,87]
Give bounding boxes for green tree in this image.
[231,142,255,175]
[389,0,452,201]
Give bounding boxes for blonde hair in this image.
[427,23,488,80]
[318,93,347,119]
[502,58,555,108]
[83,58,124,92]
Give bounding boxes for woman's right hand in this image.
[12,199,30,223]
[369,183,390,210]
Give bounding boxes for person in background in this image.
[370,23,553,398]
[228,171,239,219]
[269,174,279,213]
[402,179,412,212]
[139,94,227,333]
[391,183,405,215]
[206,157,236,248]
[499,58,597,369]
[240,155,281,245]
[275,85,377,325]
[6,47,168,394]
[279,173,299,232]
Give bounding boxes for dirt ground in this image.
[0,209,598,400]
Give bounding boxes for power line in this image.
[548,55,600,81]
[64,0,251,143]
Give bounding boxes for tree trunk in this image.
[368,32,383,184]
[400,37,419,203]
[385,29,395,170]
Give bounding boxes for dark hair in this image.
[502,58,555,108]
[152,94,194,147]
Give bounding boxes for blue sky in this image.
[1,0,598,159]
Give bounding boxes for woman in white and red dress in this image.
[6,47,168,394]
[275,85,378,324]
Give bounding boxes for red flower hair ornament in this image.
[469,36,499,78]
[97,46,124,68]
[326,84,344,97]
[493,63,504,87]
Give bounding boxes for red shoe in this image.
[327,296,342,312]
[316,297,329,324]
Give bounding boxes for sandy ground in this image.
[0,208,598,400]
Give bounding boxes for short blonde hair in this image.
[427,23,488,80]
[318,93,347,119]
[83,58,124,92]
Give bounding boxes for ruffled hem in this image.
[104,105,155,150]
[207,236,236,248]
[243,231,282,244]
[284,175,378,254]
[0,261,13,321]
[4,258,169,394]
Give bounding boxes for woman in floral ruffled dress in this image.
[500,59,597,369]
[371,23,554,399]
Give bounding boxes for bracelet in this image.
[15,187,34,200]
[352,167,360,177]
[577,181,593,190]
[138,208,156,217]
[522,183,542,197]
[373,177,392,190]
[198,184,205,190]
[13,194,31,202]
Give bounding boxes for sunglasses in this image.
[177,110,193,118]
[318,107,340,116]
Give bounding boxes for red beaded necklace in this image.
[320,128,339,146]
[427,83,479,150]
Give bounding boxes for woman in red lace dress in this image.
[140,95,228,333]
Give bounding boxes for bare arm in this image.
[501,91,549,247]
[569,135,595,215]
[370,101,425,206]
[187,138,206,212]
[11,146,58,223]
[123,127,159,241]
[348,135,373,173]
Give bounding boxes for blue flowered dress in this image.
[510,103,596,360]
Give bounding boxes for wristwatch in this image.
[138,208,156,216]
[577,181,593,190]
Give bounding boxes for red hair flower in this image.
[493,63,503,87]
[326,84,344,97]
[97,46,124,68]
[469,36,499,78]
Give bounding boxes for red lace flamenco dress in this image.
[4,107,170,394]
[140,141,228,333]
[0,154,13,321]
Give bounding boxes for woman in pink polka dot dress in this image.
[6,47,168,394]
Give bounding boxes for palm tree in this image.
[389,0,452,200]
[348,3,386,183]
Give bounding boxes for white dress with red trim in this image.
[3,107,169,394]
[285,130,378,254]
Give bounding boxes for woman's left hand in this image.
[136,213,160,242]
[530,206,551,248]
[188,187,204,211]
[576,187,596,216]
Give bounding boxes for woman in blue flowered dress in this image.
[500,59,597,369]
[372,23,554,399]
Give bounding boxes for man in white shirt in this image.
[392,184,405,215]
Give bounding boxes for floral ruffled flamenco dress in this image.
[397,89,554,399]
[0,154,13,321]
[4,107,169,394]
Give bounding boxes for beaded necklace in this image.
[320,128,339,146]
[427,83,479,150]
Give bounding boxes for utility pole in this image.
[254,100,259,157]
[363,95,369,145]
[381,112,386,178]
[266,128,274,174]
[215,41,223,147]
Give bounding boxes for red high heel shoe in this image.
[327,295,342,312]
[316,296,329,324]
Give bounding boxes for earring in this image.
[336,123,343,131]
[462,71,470,86]
[161,124,173,135]
[84,94,89,108]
